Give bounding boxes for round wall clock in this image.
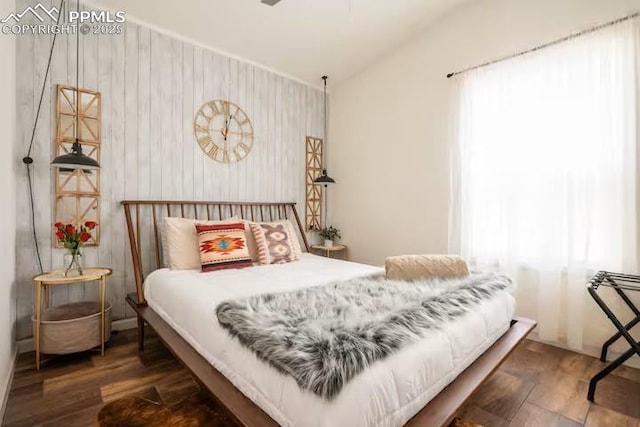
[193,100,254,164]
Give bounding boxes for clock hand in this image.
[224,115,232,141]
[221,116,229,140]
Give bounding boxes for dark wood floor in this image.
[4,328,640,426]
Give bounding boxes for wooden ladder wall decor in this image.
[305,136,323,232]
[54,85,102,247]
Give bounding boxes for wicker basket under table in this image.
[33,301,112,354]
[32,268,112,370]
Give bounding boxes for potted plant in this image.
[319,226,341,248]
[54,221,98,277]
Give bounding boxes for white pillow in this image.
[164,217,240,270]
[160,221,171,267]
[242,220,259,262]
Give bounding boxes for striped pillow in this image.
[195,223,253,272]
[249,222,300,265]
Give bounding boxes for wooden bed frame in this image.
[122,200,536,427]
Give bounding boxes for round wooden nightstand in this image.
[32,268,112,370]
[311,244,347,259]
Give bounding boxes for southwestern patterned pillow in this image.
[249,222,299,265]
[195,223,253,272]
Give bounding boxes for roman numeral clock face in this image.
[193,100,254,163]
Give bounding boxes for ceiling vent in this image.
[261,0,282,5]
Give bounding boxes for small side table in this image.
[32,268,112,370]
[311,244,347,260]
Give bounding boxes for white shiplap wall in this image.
[14,0,324,340]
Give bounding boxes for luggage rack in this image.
[587,271,640,401]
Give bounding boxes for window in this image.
[450,19,639,350]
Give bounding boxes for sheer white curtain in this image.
[450,19,639,352]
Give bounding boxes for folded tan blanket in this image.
[385,254,470,281]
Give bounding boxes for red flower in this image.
[66,224,76,235]
[84,221,97,229]
[79,232,92,242]
[54,222,64,229]
[55,231,65,240]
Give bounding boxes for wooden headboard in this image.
[121,200,309,305]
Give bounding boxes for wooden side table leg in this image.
[44,284,50,309]
[137,314,145,352]
[100,276,106,356]
[35,282,41,371]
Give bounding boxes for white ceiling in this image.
[91,0,472,87]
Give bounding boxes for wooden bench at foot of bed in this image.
[127,293,535,427]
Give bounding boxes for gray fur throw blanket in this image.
[216,273,511,400]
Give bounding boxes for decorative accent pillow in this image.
[195,223,253,272]
[164,217,239,270]
[250,221,300,265]
[385,255,470,281]
[281,220,303,259]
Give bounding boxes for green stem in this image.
[64,248,82,276]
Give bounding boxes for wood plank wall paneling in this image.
[14,0,325,340]
[81,1,100,308]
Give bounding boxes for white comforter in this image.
[144,254,515,427]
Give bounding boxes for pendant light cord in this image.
[22,0,65,274]
[322,76,327,166]
[25,166,43,274]
[75,0,80,143]
[25,0,64,160]
[322,76,328,229]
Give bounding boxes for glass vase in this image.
[63,249,83,277]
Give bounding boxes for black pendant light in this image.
[314,169,335,184]
[51,141,100,170]
[51,0,100,171]
[314,76,334,185]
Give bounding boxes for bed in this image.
[122,200,536,427]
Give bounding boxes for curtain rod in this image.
[446,11,639,79]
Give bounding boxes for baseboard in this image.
[527,332,640,369]
[112,317,138,332]
[16,317,138,354]
[0,350,17,424]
